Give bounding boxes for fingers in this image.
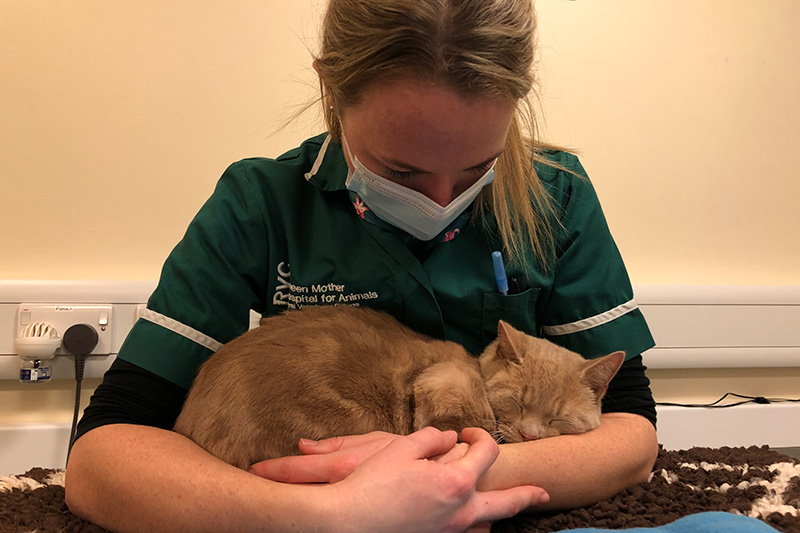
[394,427,547,527]
[471,486,550,524]
[250,449,370,484]
[430,442,470,464]
[453,428,500,484]
[454,428,549,524]
[249,454,340,483]
[465,522,493,533]
[250,431,403,483]
[383,427,459,460]
[298,431,396,455]
[250,428,483,485]
[459,427,498,449]
[296,436,344,455]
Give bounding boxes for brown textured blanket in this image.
[1,446,798,533]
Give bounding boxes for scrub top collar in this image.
[305,133,475,250]
[303,134,349,191]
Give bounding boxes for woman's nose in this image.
[415,176,464,207]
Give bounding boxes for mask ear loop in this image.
[341,131,351,157]
[340,132,356,187]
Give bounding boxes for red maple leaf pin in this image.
[443,228,460,242]
[352,198,370,219]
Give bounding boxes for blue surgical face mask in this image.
[342,134,495,241]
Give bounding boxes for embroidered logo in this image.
[443,228,460,242]
[352,198,370,219]
[272,261,381,310]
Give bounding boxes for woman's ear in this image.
[313,60,334,110]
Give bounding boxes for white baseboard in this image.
[656,403,800,450]
[0,423,71,475]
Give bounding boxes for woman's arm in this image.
[66,424,548,533]
[253,413,657,513]
[478,412,658,511]
[65,424,336,533]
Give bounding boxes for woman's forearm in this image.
[478,413,659,511]
[65,424,335,533]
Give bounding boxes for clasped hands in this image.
[249,427,548,533]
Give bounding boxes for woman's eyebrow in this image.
[382,151,502,173]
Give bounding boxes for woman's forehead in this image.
[343,80,515,168]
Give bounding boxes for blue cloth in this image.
[556,512,779,532]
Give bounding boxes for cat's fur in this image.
[174,305,624,469]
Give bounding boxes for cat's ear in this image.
[496,320,524,365]
[582,351,625,401]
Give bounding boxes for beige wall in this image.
[1,0,798,284]
[535,1,800,286]
[1,1,799,430]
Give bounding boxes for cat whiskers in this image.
[490,420,517,444]
[489,429,505,444]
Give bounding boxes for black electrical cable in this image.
[69,354,87,454]
[657,392,800,409]
[62,324,98,465]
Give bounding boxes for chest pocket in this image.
[481,288,541,347]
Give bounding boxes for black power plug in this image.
[63,324,99,464]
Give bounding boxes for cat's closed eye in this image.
[549,414,596,435]
[513,398,525,415]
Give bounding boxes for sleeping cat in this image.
[174,305,624,469]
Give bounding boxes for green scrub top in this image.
[121,133,655,390]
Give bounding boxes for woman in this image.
[65,0,658,531]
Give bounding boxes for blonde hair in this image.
[315,0,559,270]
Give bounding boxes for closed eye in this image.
[467,160,494,174]
[513,398,524,416]
[382,156,497,181]
[385,168,418,180]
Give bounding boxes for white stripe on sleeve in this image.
[139,308,223,352]
[541,299,639,336]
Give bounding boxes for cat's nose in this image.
[519,430,539,441]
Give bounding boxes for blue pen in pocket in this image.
[491,251,509,295]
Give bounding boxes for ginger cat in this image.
[174,305,624,469]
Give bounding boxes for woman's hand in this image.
[250,429,470,483]
[324,427,548,533]
[250,430,399,483]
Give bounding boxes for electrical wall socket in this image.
[16,304,113,356]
